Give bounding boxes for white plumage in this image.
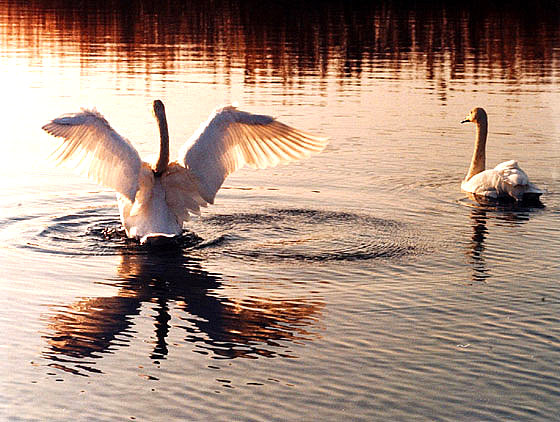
[460,107,543,203]
[46,109,142,202]
[179,105,327,204]
[43,101,328,244]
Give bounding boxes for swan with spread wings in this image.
[42,100,328,244]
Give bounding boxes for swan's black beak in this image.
[461,119,469,124]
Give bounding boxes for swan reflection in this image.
[467,209,490,283]
[42,247,323,375]
[466,205,540,284]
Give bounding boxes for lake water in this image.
[1,1,560,420]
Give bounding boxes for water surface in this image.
[1,1,560,421]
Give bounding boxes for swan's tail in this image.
[519,182,544,204]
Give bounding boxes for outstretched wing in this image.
[42,109,143,202]
[179,105,328,204]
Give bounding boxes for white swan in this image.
[460,107,543,203]
[42,100,328,244]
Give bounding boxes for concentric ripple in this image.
[3,204,427,264]
[10,207,203,256]
[194,208,427,262]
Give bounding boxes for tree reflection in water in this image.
[2,1,558,90]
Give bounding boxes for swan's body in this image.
[43,101,328,244]
[460,107,542,203]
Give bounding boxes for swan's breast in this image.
[461,169,502,197]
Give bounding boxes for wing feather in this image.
[266,135,303,161]
[42,109,143,202]
[161,162,208,224]
[180,105,328,203]
[253,133,281,167]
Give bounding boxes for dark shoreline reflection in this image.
[1,0,558,87]
[42,247,323,376]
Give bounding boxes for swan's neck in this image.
[465,120,487,181]
[154,107,170,175]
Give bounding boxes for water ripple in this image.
[195,208,427,263]
[4,206,427,264]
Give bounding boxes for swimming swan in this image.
[460,107,543,203]
[42,100,328,244]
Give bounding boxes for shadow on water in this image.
[42,247,324,376]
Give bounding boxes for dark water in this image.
[1,1,559,421]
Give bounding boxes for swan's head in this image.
[461,107,487,124]
[153,99,166,117]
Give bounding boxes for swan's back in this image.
[462,160,543,202]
